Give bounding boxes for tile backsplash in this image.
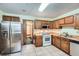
[34,29,59,35]
[34,27,79,36]
[59,28,79,36]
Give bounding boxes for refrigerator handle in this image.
[2,31,8,40]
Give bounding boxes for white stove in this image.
[43,34,51,46]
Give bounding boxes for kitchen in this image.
[0,3,79,56]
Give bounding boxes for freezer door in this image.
[1,21,11,54]
[10,22,22,53]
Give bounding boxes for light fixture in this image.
[39,3,49,12]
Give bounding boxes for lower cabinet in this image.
[53,36,61,48]
[35,36,42,47]
[53,36,70,55]
[61,37,70,54]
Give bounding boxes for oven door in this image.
[43,35,51,46]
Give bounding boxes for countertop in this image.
[51,33,79,42]
[34,32,79,42]
[60,36,79,42]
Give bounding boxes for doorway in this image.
[23,20,33,45]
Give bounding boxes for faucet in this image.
[62,32,69,37]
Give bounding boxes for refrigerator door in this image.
[10,22,22,53]
[1,21,11,54]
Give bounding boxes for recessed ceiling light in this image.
[38,3,49,12]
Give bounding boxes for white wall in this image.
[0,10,4,22]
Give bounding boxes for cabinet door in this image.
[12,17,20,22]
[53,36,61,48]
[3,16,20,22]
[65,16,74,24]
[75,14,79,28]
[52,21,59,29]
[3,16,12,21]
[35,36,42,47]
[41,21,48,26]
[49,22,53,29]
[61,37,70,54]
[35,20,42,29]
[52,21,56,29]
[59,18,65,25]
[55,21,59,29]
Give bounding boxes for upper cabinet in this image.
[3,16,12,21]
[52,21,56,29]
[41,20,49,26]
[12,16,20,22]
[75,14,79,28]
[59,18,65,25]
[64,16,74,24]
[52,21,59,29]
[55,21,59,29]
[34,20,52,29]
[53,15,75,28]
[2,15,20,22]
[34,20,42,29]
[49,21,53,29]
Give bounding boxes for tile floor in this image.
[7,44,69,56]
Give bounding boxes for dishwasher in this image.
[70,40,79,56]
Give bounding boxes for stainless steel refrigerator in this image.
[0,21,22,54]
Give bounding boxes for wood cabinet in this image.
[53,21,59,29]
[52,22,55,29]
[35,36,42,47]
[34,20,50,29]
[65,16,74,24]
[3,15,20,22]
[59,18,65,25]
[34,20,42,29]
[52,16,74,29]
[12,16,20,22]
[53,36,61,48]
[75,14,79,28]
[49,21,53,29]
[52,21,57,29]
[3,16,12,21]
[41,20,49,26]
[60,37,70,54]
[55,21,59,29]
[52,36,70,55]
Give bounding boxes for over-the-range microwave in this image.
[42,25,49,29]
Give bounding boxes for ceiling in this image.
[0,3,79,19]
